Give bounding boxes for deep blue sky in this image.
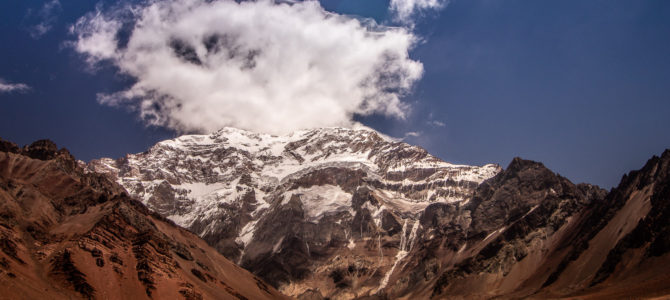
[1,0,669,189]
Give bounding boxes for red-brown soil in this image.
[0,139,287,300]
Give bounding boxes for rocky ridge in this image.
[386,151,670,299]
[0,138,286,300]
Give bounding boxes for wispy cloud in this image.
[390,0,449,26]
[429,120,446,127]
[0,78,31,93]
[71,0,423,134]
[26,0,62,39]
[404,131,422,138]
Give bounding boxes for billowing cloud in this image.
[0,79,31,93]
[26,0,62,39]
[70,0,423,134]
[390,0,448,26]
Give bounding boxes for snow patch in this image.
[236,219,260,247]
[377,219,421,293]
[284,185,354,221]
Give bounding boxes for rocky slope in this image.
[89,126,670,299]
[0,138,286,300]
[88,126,500,298]
[393,151,670,299]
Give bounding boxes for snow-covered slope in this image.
[88,126,500,297]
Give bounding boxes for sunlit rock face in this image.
[89,126,500,298]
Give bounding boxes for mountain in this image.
[536,149,670,299]
[0,139,287,300]
[380,151,670,299]
[377,149,670,299]
[89,126,670,299]
[88,126,500,298]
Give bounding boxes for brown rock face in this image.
[0,140,286,300]
[389,153,670,300]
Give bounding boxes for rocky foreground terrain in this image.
[88,126,670,299]
[0,139,286,300]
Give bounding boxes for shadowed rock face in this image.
[589,152,670,285]
[409,158,607,298]
[394,152,670,300]
[540,150,670,296]
[0,138,286,300]
[87,127,670,299]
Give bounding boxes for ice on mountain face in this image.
[176,182,233,201]
[237,219,260,247]
[348,239,356,250]
[88,126,500,271]
[372,190,433,214]
[366,202,386,228]
[283,185,354,222]
[93,126,499,208]
[377,219,421,292]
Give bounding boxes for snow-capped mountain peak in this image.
[88,126,500,296]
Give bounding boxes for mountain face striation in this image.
[0,138,286,300]
[88,127,670,299]
[88,126,500,298]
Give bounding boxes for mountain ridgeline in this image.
[87,127,670,299]
[2,125,668,299]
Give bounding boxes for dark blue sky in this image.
[1,0,669,189]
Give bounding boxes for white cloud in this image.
[70,0,423,134]
[390,0,448,26]
[0,79,31,93]
[404,131,421,138]
[429,120,445,127]
[27,0,62,39]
